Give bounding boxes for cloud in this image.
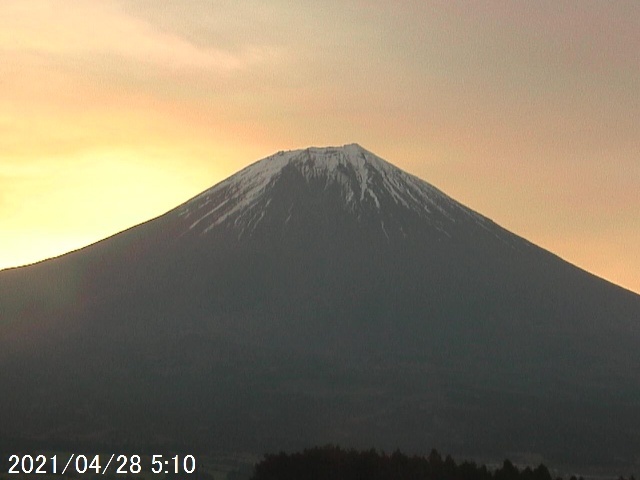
[0,0,277,71]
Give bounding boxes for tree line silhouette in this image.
[251,445,636,480]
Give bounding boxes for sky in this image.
[1,0,638,294]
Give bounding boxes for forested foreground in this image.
[250,446,636,480]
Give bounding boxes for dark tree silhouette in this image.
[249,446,595,480]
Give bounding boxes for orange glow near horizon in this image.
[1,1,639,294]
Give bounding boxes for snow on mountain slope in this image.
[177,144,525,248]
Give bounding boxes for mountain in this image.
[1,144,639,470]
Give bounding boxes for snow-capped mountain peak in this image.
[177,144,516,246]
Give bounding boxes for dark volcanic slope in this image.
[1,144,639,469]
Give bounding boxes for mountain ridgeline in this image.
[0,144,639,470]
